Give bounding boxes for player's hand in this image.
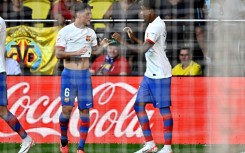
[123,27,134,39]
[100,38,110,48]
[75,47,88,56]
[112,32,123,43]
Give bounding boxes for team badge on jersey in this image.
[86,35,91,42]
[64,97,69,103]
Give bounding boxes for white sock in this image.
[23,135,31,142]
[146,140,155,146]
[164,145,172,150]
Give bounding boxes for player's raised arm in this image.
[112,32,153,54]
[123,27,143,44]
[91,38,110,55]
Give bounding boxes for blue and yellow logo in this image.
[5,37,42,70]
[5,25,60,75]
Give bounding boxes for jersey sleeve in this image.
[145,24,161,44]
[0,18,6,34]
[56,29,67,48]
[0,19,6,48]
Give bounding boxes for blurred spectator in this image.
[23,0,52,27]
[0,0,33,27]
[5,57,21,75]
[161,0,205,67]
[83,0,89,3]
[160,0,189,66]
[88,0,113,31]
[103,0,141,35]
[90,38,131,75]
[0,0,8,15]
[172,47,202,76]
[191,0,207,61]
[51,0,80,26]
[161,0,187,19]
[103,0,143,75]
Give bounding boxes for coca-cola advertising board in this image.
[0,76,245,144]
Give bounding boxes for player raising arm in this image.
[113,0,173,153]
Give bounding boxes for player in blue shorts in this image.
[0,17,34,153]
[112,0,173,152]
[55,2,109,153]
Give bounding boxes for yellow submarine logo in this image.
[5,37,42,70]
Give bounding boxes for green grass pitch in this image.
[0,143,205,153]
[1,143,245,153]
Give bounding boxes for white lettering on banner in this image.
[0,81,156,139]
[8,82,30,118]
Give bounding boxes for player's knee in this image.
[62,106,73,117]
[79,109,89,117]
[0,106,8,118]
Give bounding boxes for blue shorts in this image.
[0,72,8,106]
[135,76,171,108]
[60,68,93,110]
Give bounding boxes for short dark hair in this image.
[73,2,92,14]
[140,0,161,10]
[179,47,192,55]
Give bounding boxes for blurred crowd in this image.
[1,0,245,76]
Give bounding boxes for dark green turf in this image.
[0,143,245,153]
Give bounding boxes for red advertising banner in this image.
[0,76,245,144]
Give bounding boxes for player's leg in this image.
[0,73,33,153]
[0,106,26,138]
[147,77,173,153]
[134,76,158,153]
[59,106,73,147]
[59,68,76,153]
[134,102,158,153]
[77,69,93,153]
[157,107,173,153]
[77,109,90,153]
[0,106,34,153]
